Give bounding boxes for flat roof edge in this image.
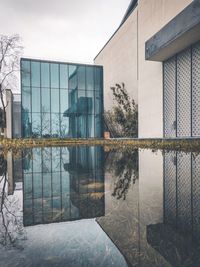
[145,0,200,61]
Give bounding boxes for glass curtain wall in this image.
[21,59,103,138]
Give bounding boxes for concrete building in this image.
[95,0,200,138]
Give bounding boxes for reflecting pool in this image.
[0,146,200,267]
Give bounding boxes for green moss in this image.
[1,138,200,153]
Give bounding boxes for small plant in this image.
[105,83,138,138]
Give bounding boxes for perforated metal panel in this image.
[164,151,177,225]
[192,155,200,239]
[177,153,192,232]
[192,43,200,136]
[177,49,191,137]
[163,58,176,137]
[163,43,200,137]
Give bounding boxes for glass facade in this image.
[21,59,103,138]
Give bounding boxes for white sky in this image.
[1,0,131,64]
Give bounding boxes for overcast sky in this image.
[1,0,131,64]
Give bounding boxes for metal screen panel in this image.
[192,42,200,136]
[177,152,192,232]
[192,154,200,239]
[164,151,177,225]
[177,49,191,137]
[163,57,176,137]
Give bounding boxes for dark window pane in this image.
[78,66,85,89]
[22,112,32,137]
[22,86,31,112]
[21,60,30,86]
[51,113,60,137]
[86,67,94,90]
[60,115,69,138]
[31,61,40,87]
[60,64,68,89]
[32,87,41,112]
[41,88,50,112]
[50,64,59,88]
[51,89,60,113]
[32,113,41,138]
[41,63,50,87]
[41,112,51,137]
[69,65,77,89]
[87,90,94,114]
[60,89,69,114]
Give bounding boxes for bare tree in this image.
[0,34,23,126]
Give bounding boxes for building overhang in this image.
[145,0,200,61]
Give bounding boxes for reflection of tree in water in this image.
[0,153,26,249]
[105,148,138,200]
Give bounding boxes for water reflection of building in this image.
[147,151,200,267]
[22,146,105,226]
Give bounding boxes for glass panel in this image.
[33,174,42,198]
[51,89,60,113]
[41,112,51,137]
[32,113,41,138]
[32,148,42,173]
[22,112,32,137]
[22,86,31,112]
[60,115,69,138]
[50,63,59,88]
[41,62,50,87]
[78,66,86,89]
[69,65,77,89]
[23,149,33,173]
[32,87,41,112]
[95,91,102,114]
[94,67,102,91]
[86,66,94,91]
[95,115,102,138]
[51,113,60,137]
[24,173,32,199]
[87,90,94,114]
[68,114,77,138]
[77,90,87,114]
[60,64,68,89]
[21,60,30,87]
[41,88,50,112]
[68,89,77,113]
[31,61,40,87]
[87,115,95,137]
[77,115,87,137]
[60,89,69,114]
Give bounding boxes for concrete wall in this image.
[138,0,192,137]
[94,9,138,111]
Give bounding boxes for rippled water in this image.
[0,146,200,267]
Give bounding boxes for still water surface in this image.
[0,146,200,267]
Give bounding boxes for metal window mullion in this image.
[191,46,193,137]
[175,55,178,137]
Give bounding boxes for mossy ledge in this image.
[1,138,200,152]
